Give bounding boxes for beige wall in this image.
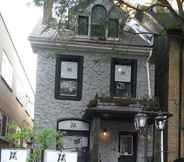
[0,13,33,129]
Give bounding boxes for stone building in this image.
[29,1,157,162]
[0,13,34,147]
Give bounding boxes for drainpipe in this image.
[146,49,153,99]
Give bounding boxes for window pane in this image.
[108,19,119,38]
[61,61,78,79]
[115,65,131,82]
[60,80,77,96]
[60,133,89,162]
[91,5,106,38]
[115,82,131,97]
[78,16,88,35]
[92,5,106,24]
[120,135,133,155]
[1,51,13,88]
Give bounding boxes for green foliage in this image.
[6,122,33,147]
[6,121,63,162]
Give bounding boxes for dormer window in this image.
[108,18,119,38]
[91,5,106,38]
[78,5,120,39]
[78,16,88,36]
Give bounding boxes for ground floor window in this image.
[57,119,90,162]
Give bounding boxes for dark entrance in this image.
[118,132,137,162]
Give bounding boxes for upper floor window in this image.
[1,50,13,90]
[91,5,106,39]
[108,18,119,38]
[78,16,88,36]
[110,58,137,97]
[55,55,83,100]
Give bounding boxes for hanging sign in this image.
[0,149,30,162]
[44,150,78,162]
[58,120,89,131]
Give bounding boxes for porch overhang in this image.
[83,106,172,123]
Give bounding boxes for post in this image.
[160,129,164,162]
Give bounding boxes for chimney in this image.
[42,0,54,25]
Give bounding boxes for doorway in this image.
[118,132,137,162]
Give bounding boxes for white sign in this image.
[115,65,131,82]
[1,149,30,162]
[44,150,78,162]
[61,61,78,79]
[58,120,89,131]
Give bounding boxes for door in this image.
[118,132,137,162]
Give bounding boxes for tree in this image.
[32,0,184,30]
[114,0,184,29]
[6,121,63,162]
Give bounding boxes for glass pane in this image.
[1,51,13,88]
[91,5,106,38]
[61,61,78,79]
[60,80,77,96]
[92,5,106,24]
[115,82,131,97]
[108,19,119,38]
[120,135,133,156]
[62,134,89,162]
[115,65,131,82]
[78,16,88,35]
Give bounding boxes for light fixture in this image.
[155,114,167,130]
[134,113,148,135]
[155,113,167,162]
[103,129,107,136]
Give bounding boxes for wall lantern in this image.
[102,129,108,136]
[134,113,148,135]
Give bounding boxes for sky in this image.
[0,0,42,91]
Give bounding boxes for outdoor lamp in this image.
[134,113,148,134]
[155,114,167,162]
[155,114,167,130]
[103,129,108,136]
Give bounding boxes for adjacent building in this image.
[29,1,160,162]
[0,13,34,147]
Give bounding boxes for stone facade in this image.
[35,50,155,129]
[30,1,155,162]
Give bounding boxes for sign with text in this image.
[44,150,78,162]
[58,120,89,131]
[0,149,30,162]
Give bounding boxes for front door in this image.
[118,132,137,162]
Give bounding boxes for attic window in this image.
[78,16,88,36]
[108,18,119,38]
[91,5,106,38]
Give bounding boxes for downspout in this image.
[146,49,153,99]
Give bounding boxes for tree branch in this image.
[115,0,184,25]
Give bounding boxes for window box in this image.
[55,55,83,100]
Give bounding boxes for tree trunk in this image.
[42,0,53,25]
